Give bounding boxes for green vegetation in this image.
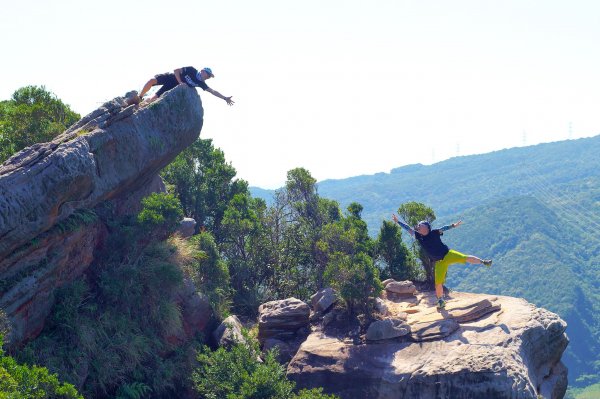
[0,86,79,163]
[0,318,82,399]
[566,383,600,399]
[193,331,338,399]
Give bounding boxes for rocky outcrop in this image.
[258,298,310,343]
[213,315,245,348]
[0,86,204,345]
[287,291,568,399]
[310,287,337,314]
[0,85,203,260]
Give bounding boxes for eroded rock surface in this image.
[0,86,204,345]
[288,291,568,399]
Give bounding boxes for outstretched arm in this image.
[439,220,462,232]
[206,88,235,105]
[392,214,415,236]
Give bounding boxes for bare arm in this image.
[207,88,235,105]
[392,214,415,236]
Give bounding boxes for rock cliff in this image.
[286,289,568,399]
[0,86,204,344]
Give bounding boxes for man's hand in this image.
[392,214,399,223]
[452,220,463,228]
[225,96,235,106]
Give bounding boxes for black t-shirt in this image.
[415,229,449,261]
[180,66,210,91]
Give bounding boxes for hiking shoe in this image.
[483,259,493,267]
[436,298,446,310]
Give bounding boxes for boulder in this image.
[169,279,212,345]
[374,297,389,316]
[310,287,337,313]
[385,280,416,296]
[287,292,568,399]
[263,338,295,363]
[213,315,245,348]
[258,298,310,342]
[409,318,459,342]
[177,218,197,238]
[366,318,410,341]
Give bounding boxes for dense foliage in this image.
[0,86,79,163]
[0,330,81,399]
[193,332,337,399]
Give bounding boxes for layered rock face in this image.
[287,290,568,399]
[0,86,204,344]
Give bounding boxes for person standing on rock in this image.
[392,214,492,310]
[135,66,234,106]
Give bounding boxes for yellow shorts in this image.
[434,249,468,285]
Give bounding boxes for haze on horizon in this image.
[2,0,599,188]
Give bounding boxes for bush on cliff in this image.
[1,335,82,399]
[192,332,338,399]
[17,235,200,398]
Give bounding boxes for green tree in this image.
[375,220,419,281]
[323,252,383,316]
[161,138,247,241]
[397,202,436,286]
[191,231,232,318]
[0,86,79,163]
[0,335,83,398]
[221,192,277,314]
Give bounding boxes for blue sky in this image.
[2,0,600,188]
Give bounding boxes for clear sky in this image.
[2,0,599,188]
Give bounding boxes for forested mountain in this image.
[252,135,600,387]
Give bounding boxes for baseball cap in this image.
[202,67,214,77]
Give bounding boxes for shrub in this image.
[0,335,82,398]
[192,331,338,399]
[137,193,184,237]
[324,252,383,316]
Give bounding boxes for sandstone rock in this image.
[213,315,245,348]
[0,220,105,344]
[287,292,568,399]
[409,318,459,342]
[0,85,203,260]
[366,318,410,341]
[177,218,197,238]
[263,338,294,363]
[381,278,395,287]
[310,287,337,313]
[0,86,204,346]
[385,280,416,296]
[447,298,501,323]
[374,297,389,316]
[172,279,212,344]
[258,298,310,342]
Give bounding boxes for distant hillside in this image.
[250,135,600,387]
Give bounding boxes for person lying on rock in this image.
[135,66,234,106]
[392,214,492,310]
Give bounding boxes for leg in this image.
[466,255,492,267]
[139,78,158,98]
[435,283,444,299]
[434,259,450,309]
[466,255,483,264]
